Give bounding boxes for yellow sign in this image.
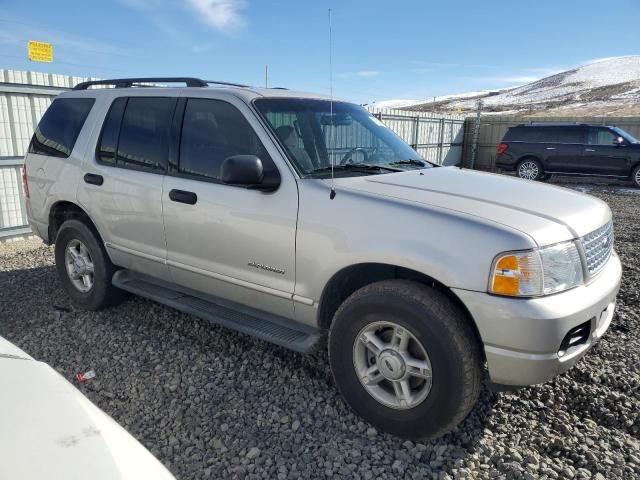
[27,41,53,63]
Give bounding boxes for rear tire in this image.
[328,280,481,440]
[632,164,640,188]
[54,219,126,310]
[517,158,544,181]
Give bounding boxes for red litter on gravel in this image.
[76,369,96,384]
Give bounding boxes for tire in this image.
[632,164,640,188]
[328,280,481,440]
[517,158,544,181]
[54,219,126,310]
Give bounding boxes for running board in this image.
[112,270,323,353]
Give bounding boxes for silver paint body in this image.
[25,86,622,386]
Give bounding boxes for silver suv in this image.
[24,77,621,440]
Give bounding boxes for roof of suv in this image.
[511,124,608,128]
[62,77,333,103]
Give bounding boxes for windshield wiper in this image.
[307,163,402,175]
[388,159,428,168]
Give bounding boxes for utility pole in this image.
[265,64,269,88]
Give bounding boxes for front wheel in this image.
[517,158,544,181]
[328,280,482,440]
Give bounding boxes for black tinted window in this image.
[588,128,617,145]
[117,97,176,172]
[541,127,584,143]
[504,127,543,142]
[97,98,126,165]
[179,98,271,180]
[29,98,94,158]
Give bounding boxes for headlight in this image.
[490,241,584,297]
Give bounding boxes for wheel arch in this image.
[48,201,101,244]
[517,155,543,167]
[317,262,484,358]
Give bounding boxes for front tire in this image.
[54,219,126,310]
[328,280,481,440]
[517,158,544,181]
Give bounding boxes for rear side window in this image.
[29,98,94,158]
[541,127,584,143]
[97,97,176,172]
[503,127,542,142]
[117,98,176,171]
[178,98,272,181]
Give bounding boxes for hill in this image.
[380,56,640,116]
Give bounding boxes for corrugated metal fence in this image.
[366,107,466,166]
[462,115,640,170]
[1,70,92,238]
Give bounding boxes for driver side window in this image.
[588,128,617,146]
[179,98,272,181]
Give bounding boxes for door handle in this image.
[585,148,596,152]
[545,147,556,150]
[169,189,198,205]
[84,173,104,186]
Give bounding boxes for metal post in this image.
[265,64,269,88]
[470,100,483,170]
[437,118,445,164]
[412,115,420,150]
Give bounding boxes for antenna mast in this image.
[265,64,269,88]
[328,8,336,200]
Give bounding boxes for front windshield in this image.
[612,127,640,144]
[254,98,428,177]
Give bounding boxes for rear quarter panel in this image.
[26,92,102,239]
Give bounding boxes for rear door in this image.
[77,94,176,278]
[583,127,630,176]
[540,126,585,173]
[162,95,299,319]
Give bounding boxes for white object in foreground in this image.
[0,336,175,480]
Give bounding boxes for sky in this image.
[0,0,638,104]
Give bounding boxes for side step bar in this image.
[112,270,323,353]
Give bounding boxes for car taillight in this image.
[496,143,508,155]
[21,165,30,199]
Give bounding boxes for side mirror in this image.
[221,155,264,187]
[613,136,625,146]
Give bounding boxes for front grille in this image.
[581,221,614,276]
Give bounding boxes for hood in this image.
[334,167,611,246]
[0,336,175,480]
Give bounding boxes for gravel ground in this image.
[1,185,639,480]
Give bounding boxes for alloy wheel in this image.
[353,321,433,410]
[518,161,540,180]
[64,239,95,293]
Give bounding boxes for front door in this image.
[162,96,298,319]
[583,127,630,176]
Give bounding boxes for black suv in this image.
[495,124,640,187]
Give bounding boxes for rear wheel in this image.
[54,219,126,310]
[632,164,640,188]
[517,158,544,181]
[328,280,481,440]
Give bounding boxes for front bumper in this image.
[453,252,622,386]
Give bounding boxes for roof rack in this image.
[73,77,250,90]
[517,122,589,127]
